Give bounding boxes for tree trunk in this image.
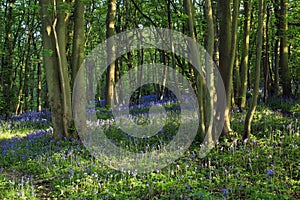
[40,0,79,141]
[71,0,85,88]
[54,0,74,138]
[1,0,16,120]
[263,6,271,103]
[239,0,252,109]
[40,0,65,141]
[184,0,205,137]
[279,0,292,97]
[243,0,265,140]
[273,0,281,96]
[217,0,235,136]
[204,0,215,145]
[105,0,117,107]
[37,60,42,112]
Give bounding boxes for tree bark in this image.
[279,0,292,97]
[40,0,64,141]
[53,0,73,138]
[71,0,85,88]
[184,0,205,137]
[40,0,80,141]
[218,0,235,136]
[1,0,16,120]
[204,0,215,145]
[243,0,265,140]
[239,0,252,109]
[105,0,117,107]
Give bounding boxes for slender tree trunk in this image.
[105,0,117,107]
[243,0,265,140]
[2,0,16,120]
[274,39,280,96]
[159,50,168,100]
[37,60,42,112]
[273,1,281,96]
[184,0,205,137]
[230,0,240,109]
[71,0,85,138]
[71,0,85,88]
[204,0,215,145]
[23,49,31,112]
[137,30,144,103]
[279,0,292,97]
[53,0,73,138]
[234,49,241,104]
[263,6,271,102]
[239,0,252,109]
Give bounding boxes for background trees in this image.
[0,0,299,141]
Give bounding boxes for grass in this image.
[0,99,299,199]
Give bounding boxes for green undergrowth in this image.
[0,100,299,199]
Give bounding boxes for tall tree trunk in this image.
[40,0,79,141]
[159,50,168,100]
[274,39,280,96]
[71,0,85,88]
[263,6,271,102]
[71,0,85,138]
[279,0,292,97]
[273,0,281,96]
[243,0,265,140]
[54,0,73,138]
[239,0,252,109]
[204,0,215,145]
[2,0,16,120]
[40,0,65,141]
[105,0,117,107]
[217,0,233,136]
[233,49,241,104]
[184,0,205,137]
[37,60,42,112]
[137,31,144,103]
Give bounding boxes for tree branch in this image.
[289,22,300,26]
[129,0,158,27]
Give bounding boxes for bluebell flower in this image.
[220,188,228,195]
[266,169,275,176]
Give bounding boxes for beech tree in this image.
[1,0,16,120]
[105,0,117,107]
[40,0,85,141]
[243,0,265,140]
[239,0,252,109]
[278,0,292,97]
[217,0,239,136]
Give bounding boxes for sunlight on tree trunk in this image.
[106,0,117,108]
[279,0,292,97]
[184,0,205,138]
[243,0,265,140]
[239,0,252,109]
[204,0,214,146]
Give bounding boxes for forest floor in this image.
[0,97,299,199]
